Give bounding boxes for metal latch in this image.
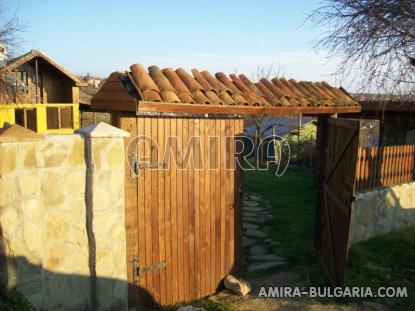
[129,153,167,179]
[135,262,167,277]
[138,162,167,170]
[129,154,138,179]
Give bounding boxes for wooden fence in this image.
[355,145,415,191]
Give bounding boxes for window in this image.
[14,108,37,132]
[46,106,73,129]
[15,71,28,93]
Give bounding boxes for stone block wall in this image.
[349,182,415,244]
[0,123,129,310]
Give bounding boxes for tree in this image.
[309,0,415,93]
[248,63,285,165]
[0,1,27,102]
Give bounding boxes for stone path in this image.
[242,192,286,273]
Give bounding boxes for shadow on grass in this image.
[243,166,415,310]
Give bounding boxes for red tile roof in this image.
[126,64,359,107]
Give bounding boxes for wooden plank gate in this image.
[315,117,361,286]
[116,114,244,309]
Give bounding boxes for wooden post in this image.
[314,115,329,251]
[35,58,39,104]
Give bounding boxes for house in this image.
[86,77,101,88]
[0,50,86,133]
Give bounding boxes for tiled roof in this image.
[127,64,358,107]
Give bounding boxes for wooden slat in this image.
[91,99,137,112]
[199,118,207,297]
[144,117,153,303]
[170,117,179,303]
[215,119,221,288]
[176,118,184,303]
[151,117,161,304]
[193,118,201,299]
[209,119,217,294]
[136,117,147,307]
[188,118,196,300]
[228,119,235,275]
[120,116,139,308]
[204,118,212,294]
[328,117,361,129]
[220,119,226,280]
[182,118,190,301]
[158,117,166,305]
[164,118,172,305]
[93,91,136,102]
[137,100,361,115]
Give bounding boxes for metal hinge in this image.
[135,262,167,277]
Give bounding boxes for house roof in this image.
[352,93,415,112]
[0,50,86,87]
[91,64,361,115]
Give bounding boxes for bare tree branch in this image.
[308,0,415,94]
[0,0,28,102]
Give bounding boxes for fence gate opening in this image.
[116,114,244,309]
[315,117,361,286]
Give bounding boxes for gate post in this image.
[314,115,328,252]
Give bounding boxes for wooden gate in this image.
[315,117,360,286]
[117,114,244,309]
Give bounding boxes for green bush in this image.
[0,291,35,311]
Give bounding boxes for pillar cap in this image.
[75,122,130,138]
[0,124,43,142]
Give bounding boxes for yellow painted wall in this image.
[0,103,79,134]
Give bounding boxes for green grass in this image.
[165,297,235,311]
[244,166,319,268]
[244,166,415,309]
[345,228,415,309]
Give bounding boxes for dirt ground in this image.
[212,272,389,311]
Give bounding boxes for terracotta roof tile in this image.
[162,68,195,103]
[123,63,358,108]
[215,72,241,94]
[191,69,217,94]
[148,66,180,103]
[130,64,162,102]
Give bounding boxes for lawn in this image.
[244,166,415,309]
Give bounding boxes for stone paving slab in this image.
[252,254,284,261]
[243,238,256,248]
[247,261,285,273]
[243,211,257,218]
[245,229,268,239]
[249,195,262,202]
[243,200,260,207]
[243,206,266,212]
[243,223,258,230]
[243,217,266,224]
[242,192,289,275]
[249,245,267,256]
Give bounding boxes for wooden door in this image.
[119,115,244,309]
[315,117,360,286]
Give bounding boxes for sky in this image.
[3,0,348,87]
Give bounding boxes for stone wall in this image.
[349,182,415,244]
[0,123,129,310]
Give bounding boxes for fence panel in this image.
[355,145,415,191]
